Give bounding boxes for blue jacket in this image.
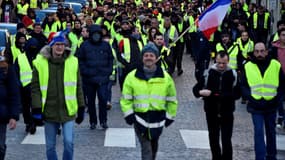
[76,40,113,85]
[0,64,20,123]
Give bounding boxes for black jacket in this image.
[193,64,241,114]
[0,64,20,123]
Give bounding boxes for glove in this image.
[165,119,174,128]
[125,114,135,125]
[75,107,85,124]
[32,108,44,126]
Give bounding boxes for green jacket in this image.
[31,46,85,123]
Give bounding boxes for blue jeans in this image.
[251,112,277,160]
[45,121,74,160]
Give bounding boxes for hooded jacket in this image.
[31,45,85,122]
[75,25,113,85]
[193,63,240,113]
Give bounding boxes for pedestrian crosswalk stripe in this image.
[104,128,136,148]
[277,134,285,151]
[180,129,210,149]
[21,127,45,144]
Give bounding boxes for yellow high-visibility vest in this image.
[30,0,37,9]
[253,12,270,29]
[17,53,32,86]
[32,54,79,115]
[245,59,280,100]
[236,37,254,58]
[11,45,24,63]
[68,32,81,55]
[228,44,240,70]
[122,38,143,63]
[16,3,29,15]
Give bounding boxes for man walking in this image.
[31,32,85,160]
[120,43,178,160]
[76,24,113,129]
[193,51,240,160]
[241,42,284,160]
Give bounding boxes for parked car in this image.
[34,9,57,23]
[49,2,82,14]
[0,23,17,35]
[65,0,87,6]
[0,29,9,47]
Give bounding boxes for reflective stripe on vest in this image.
[17,54,32,86]
[253,12,269,29]
[135,115,165,128]
[33,54,79,115]
[245,60,280,100]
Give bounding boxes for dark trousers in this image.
[251,112,277,160]
[205,111,234,160]
[118,68,130,91]
[84,82,108,125]
[171,41,184,72]
[21,86,32,125]
[135,126,159,160]
[0,124,7,160]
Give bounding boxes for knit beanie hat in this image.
[141,43,159,58]
[48,32,66,46]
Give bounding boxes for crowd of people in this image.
[0,0,285,160]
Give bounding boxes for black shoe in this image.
[25,124,30,133]
[29,123,36,135]
[57,128,61,135]
[178,69,183,76]
[101,123,108,129]
[90,123,96,130]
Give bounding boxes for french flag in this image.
[198,0,231,40]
